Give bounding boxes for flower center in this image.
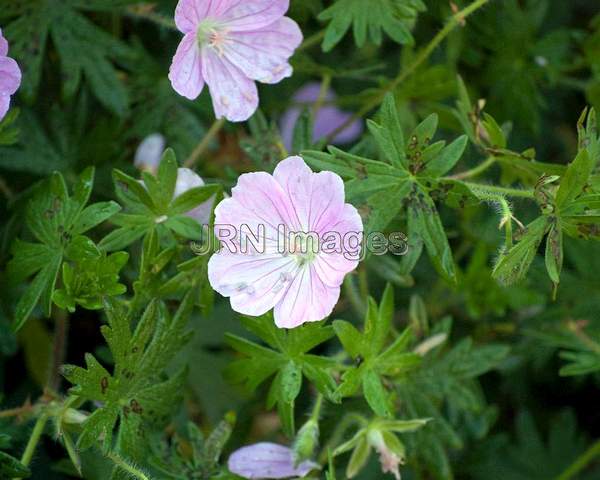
[287,232,319,267]
[197,19,228,55]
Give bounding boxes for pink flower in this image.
[228,443,318,479]
[0,28,21,122]
[169,0,303,122]
[208,156,363,329]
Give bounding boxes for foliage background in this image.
[1,0,600,479]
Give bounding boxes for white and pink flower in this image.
[208,156,363,329]
[169,0,303,122]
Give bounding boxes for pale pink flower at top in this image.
[0,28,21,122]
[169,0,303,122]
[208,156,363,329]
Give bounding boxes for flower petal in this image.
[273,156,346,233]
[0,56,21,96]
[202,49,258,122]
[169,33,204,100]
[219,0,290,31]
[174,0,216,33]
[214,172,297,247]
[134,133,166,172]
[0,94,9,122]
[0,29,8,57]
[274,266,340,328]
[228,442,317,479]
[223,17,302,84]
[209,252,296,316]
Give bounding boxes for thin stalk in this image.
[184,118,226,168]
[464,182,535,199]
[126,6,176,29]
[556,438,600,480]
[48,308,68,393]
[107,452,152,480]
[15,413,49,478]
[310,393,324,422]
[298,30,326,52]
[327,0,493,142]
[448,156,496,180]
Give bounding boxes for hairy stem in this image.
[310,393,324,422]
[464,182,535,199]
[185,118,226,168]
[107,452,152,480]
[556,438,600,480]
[327,0,493,141]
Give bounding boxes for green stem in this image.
[16,413,49,478]
[319,412,367,464]
[449,156,496,180]
[184,118,226,168]
[343,275,366,318]
[298,30,326,52]
[556,438,600,480]
[464,182,535,199]
[310,393,324,422]
[327,0,493,141]
[126,6,176,29]
[107,452,152,480]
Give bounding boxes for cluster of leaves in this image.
[305,94,476,282]
[493,108,600,290]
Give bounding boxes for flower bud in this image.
[293,417,319,465]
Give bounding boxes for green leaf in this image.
[556,149,592,207]
[544,222,563,285]
[422,135,468,177]
[319,0,424,51]
[493,216,550,285]
[346,437,371,479]
[63,293,195,451]
[169,185,219,216]
[73,201,121,235]
[5,1,132,114]
[362,368,391,417]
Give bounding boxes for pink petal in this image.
[0,94,9,122]
[223,17,302,84]
[214,172,297,246]
[174,0,216,33]
[208,252,296,316]
[274,266,341,328]
[273,156,346,233]
[169,33,204,100]
[0,56,21,96]
[228,442,318,479]
[218,0,290,31]
[202,49,258,122]
[0,29,8,57]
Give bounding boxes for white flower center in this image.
[197,19,228,55]
[287,232,319,267]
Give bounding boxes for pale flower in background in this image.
[228,442,318,479]
[208,156,363,329]
[169,0,303,122]
[134,133,166,173]
[280,82,363,151]
[0,28,21,122]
